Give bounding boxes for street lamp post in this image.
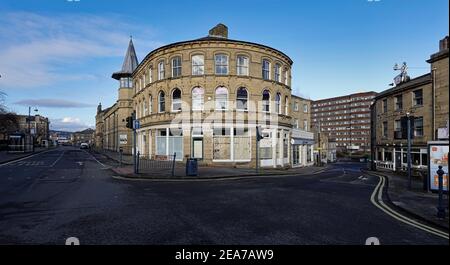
[406,112,412,190]
[28,107,38,152]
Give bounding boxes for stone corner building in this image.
[95,38,137,154]
[96,24,315,168]
[371,36,449,172]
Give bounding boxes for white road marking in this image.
[81,150,107,168]
[370,174,448,239]
[0,149,56,167]
[50,150,65,167]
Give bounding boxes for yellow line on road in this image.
[370,174,449,239]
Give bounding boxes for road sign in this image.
[134,120,140,129]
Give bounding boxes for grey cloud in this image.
[14,99,96,108]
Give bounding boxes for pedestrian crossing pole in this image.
[132,111,137,174]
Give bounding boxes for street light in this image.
[28,106,38,152]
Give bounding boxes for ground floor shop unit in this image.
[374,145,428,172]
[134,123,297,168]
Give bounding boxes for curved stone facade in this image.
[131,26,303,168]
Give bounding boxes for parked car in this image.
[80,143,89,149]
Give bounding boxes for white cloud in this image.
[0,12,163,90]
[50,116,93,132]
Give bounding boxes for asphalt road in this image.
[0,146,447,245]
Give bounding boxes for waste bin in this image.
[186,158,198,176]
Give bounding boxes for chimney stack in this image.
[439,36,449,51]
[208,23,228,39]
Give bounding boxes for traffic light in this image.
[256,126,263,141]
[125,116,133,129]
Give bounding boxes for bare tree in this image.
[0,91,19,140]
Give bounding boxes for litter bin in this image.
[186,158,198,176]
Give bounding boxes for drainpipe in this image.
[432,68,436,140]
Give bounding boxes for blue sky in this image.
[0,0,448,131]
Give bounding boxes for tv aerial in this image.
[393,62,410,85]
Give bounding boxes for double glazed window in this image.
[148,96,152,114]
[394,95,403,111]
[172,88,181,112]
[215,86,228,110]
[236,87,248,110]
[285,96,289,115]
[158,61,165,80]
[274,63,281,82]
[275,93,281,114]
[172,56,182,78]
[414,117,424,137]
[284,69,288,85]
[158,91,165,112]
[237,56,249,75]
[192,55,204,75]
[147,67,152,84]
[413,89,423,106]
[192,87,204,111]
[382,121,388,138]
[383,99,388,113]
[262,60,270,80]
[262,90,270,112]
[215,54,228,75]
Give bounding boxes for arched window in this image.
[262,90,270,112]
[275,93,281,114]
[172,88,181,112]
[236,87,248,111]
[158,91,165,112]
[172,56,182,78]
[215,86,228,110]
[285,96,289,115]
[215,54,228,75]
[192,87,204,111]
[158,61,165,80]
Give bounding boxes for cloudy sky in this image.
[0,0,448,131]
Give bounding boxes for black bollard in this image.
[436,165,446,219]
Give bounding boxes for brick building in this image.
[311,92,377,155]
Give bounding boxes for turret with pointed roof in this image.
[112,37,139,80]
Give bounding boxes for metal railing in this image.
[7,144,33,153]
[136,152,177,177]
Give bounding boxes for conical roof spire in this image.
[112,37,139,80]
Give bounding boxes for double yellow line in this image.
[370,174,449,239]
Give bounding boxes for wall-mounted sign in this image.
[119,134,127,145]
[428,142,448,193]
[437,127,449,140]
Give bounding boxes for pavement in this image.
[367,169,449,230]
[110,164,328,180]
[93,148,328,179]
[0,146,447,244]
[91,148,133,165]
